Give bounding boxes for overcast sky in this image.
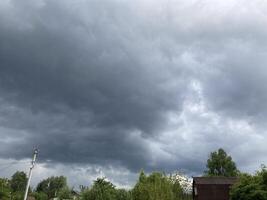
[1,0,267,188]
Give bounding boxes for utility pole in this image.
[23,148,38,200]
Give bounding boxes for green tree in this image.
[12,191,24,200]
[58,186,72,200]
[33,191,49,200]
[10,171,27,192]
[230,166,267,200]
[116,189,132,200]
[82,178,117,200]
[132,171,174,200]
[0,178,11,200]
[36,176,67,198]
[205,148,239,177]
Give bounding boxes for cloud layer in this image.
[1,0,267,187]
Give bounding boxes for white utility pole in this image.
[23,148,38,200]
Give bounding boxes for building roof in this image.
[193,177,238,185]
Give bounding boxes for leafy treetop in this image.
[205,148,239,177]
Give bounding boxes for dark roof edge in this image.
[193,177,238,185]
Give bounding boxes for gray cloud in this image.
[0,0,190,172]
[1,0,267,187]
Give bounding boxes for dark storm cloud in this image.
[1,0,267,182]
[0,0,191,172]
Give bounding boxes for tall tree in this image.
[36,176,67,198]
[205,148,239,177]
[10,171,27,192]
[82,178,117,200]
[132,171,174,200]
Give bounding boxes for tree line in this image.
[0,148,266,199]
[0,171,191,200]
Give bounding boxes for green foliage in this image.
[58,186,72,200]
[231,167,267,200]
[116,189,132,200]
[12,191,24,200]
[172,179,185,200]
[0,178,11,200]
[205,148,239,177]
[81,178,117,200]
[33,191,49,200]
[132,171,185,200]
[10,171,28,192]
[36,176,67,198]
[0,170,191,200]
[0,191,10,200]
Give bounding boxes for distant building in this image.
[193,177,238,200]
